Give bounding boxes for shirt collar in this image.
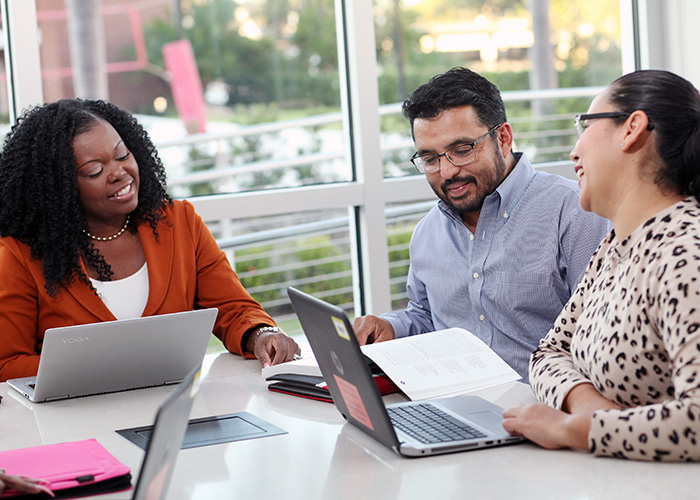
[492,152,536,214]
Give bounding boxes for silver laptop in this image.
[8,309,217,403]
[131,364,201,500]
[287,287,524,457]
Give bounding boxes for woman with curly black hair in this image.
[0,98,299,381]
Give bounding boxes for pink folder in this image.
[0,439,131,497]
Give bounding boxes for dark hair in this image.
[0,98,171,296]
[607,69,700,199]
[402,67,507,136]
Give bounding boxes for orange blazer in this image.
[0,200,275,381]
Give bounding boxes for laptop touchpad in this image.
[465,411,503,430]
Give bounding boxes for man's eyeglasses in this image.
[410,123,502,174]
[574,112,630,137]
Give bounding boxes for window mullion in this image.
[336,0,392,316]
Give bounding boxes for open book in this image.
[262,328,520,401]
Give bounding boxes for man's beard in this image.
[433,146,507,216]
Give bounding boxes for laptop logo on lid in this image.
[62,337,89,344]
[330,350,344,375]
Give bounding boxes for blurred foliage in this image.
[387,225,411,287]
[235,243,281,303]
[183,145,217,196]
[235,233,354,316]
[144,0,621,113]
[142,0,621,310]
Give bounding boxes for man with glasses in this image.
[353,67,610,382]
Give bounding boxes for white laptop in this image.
[131,364,201,500]
[287,287,525,457]
[8,309,217,403]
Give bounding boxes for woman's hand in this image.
[502,404,591,451]
[247,327,301,368]
[0,470,54,497]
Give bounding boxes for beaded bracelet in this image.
[253,325,282,344]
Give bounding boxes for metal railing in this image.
[157,87,603,195]
[152,87,602,335]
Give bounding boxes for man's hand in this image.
[352,315,395,345]
[248,328,301,369]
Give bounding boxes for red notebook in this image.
[267,373,398,403]
[0,439,131,498]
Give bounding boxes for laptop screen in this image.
[132,365,201,500]
[287,287,401,451]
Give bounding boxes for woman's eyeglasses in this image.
[574,112,630,137]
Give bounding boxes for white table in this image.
[1,351,698,500]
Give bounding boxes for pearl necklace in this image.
[83,216,130,242]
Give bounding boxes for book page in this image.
[360,328,520,400]
[260,355,322,380]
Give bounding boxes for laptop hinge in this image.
[44,395,70,402]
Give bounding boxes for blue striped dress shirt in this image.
[382,153,611,382]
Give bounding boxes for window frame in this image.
[4,0,673,316]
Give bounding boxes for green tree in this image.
[146,0,280,105]
[291,235,353,305]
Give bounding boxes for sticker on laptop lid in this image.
[190,369,202,398]
[334,374,374,430]
[332,316,351,341]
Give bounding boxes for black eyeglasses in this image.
[574,112,630,137]
[410,123,502,174]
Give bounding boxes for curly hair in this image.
[0,98,172,296]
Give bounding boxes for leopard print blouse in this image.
[530,197,700,461]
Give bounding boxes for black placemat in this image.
[116,411,287,450]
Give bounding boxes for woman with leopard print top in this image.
[502,69,700,461]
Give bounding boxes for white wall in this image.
[636,0,700,87]
[664,0,700,88]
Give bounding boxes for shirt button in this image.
[479,314,485,322]
[473,272,479,279]
[503,211,509,219]
[469,234,474,240]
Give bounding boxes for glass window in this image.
[21,0,627,320]
[376,0,623,179]
[375,0,623,314]
[0,15,10,136]
[203,208,355,338]
[35,0,348,196]
[385,201,432,310]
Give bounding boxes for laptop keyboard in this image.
[388,403,487,444]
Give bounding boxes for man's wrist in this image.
[246,325,282,352]
[252,325,282,344]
